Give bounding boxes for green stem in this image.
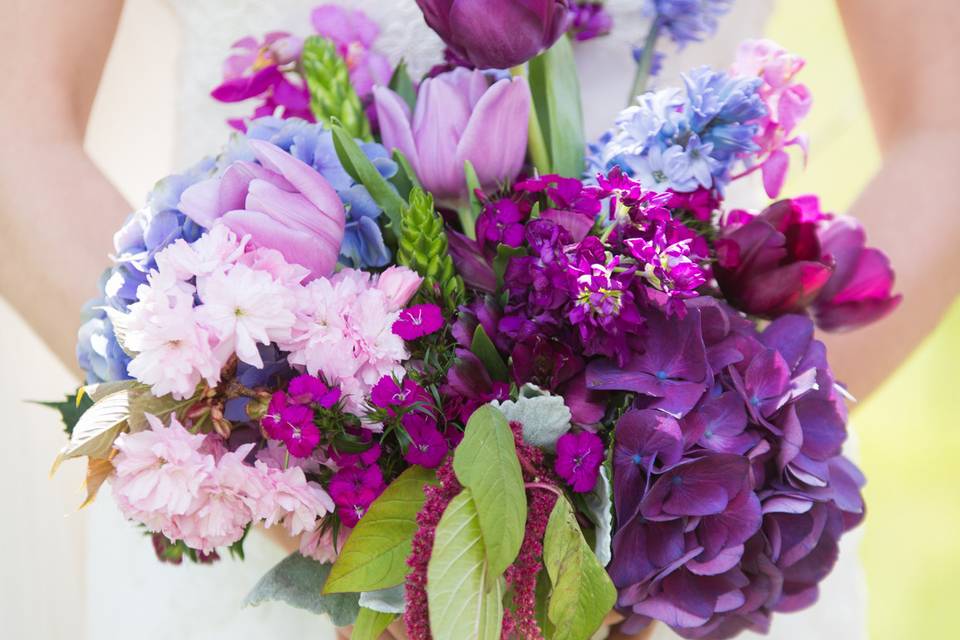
[628,20,661,105]
[511,65,551,174]
[456,204,477,240]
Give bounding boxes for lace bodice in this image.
[167,0,772,165]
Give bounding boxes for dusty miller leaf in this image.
[582,466,613,566]
[359,584,405,614]
[427,490,504,640]
[243,553,359,626]
[491,384,571,451]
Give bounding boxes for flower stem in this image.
[628,20,661,105]
[525,482,565,499]
[511,65,551,175]
[456,204,477,240]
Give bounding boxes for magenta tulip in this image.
[416,0,570,69]
[813,216,901,331]
[374,68,531,202]
[179,139,345,279]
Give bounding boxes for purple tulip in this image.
[374,68,531,202]
[179,139,345,279]
[812,216,901,332]
[715,199,833,318]
[415,0,570,69]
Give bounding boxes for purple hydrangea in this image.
[596,300,864,638]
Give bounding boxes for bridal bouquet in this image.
[54,2,900,639]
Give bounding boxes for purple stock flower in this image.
[402,413,449,468]
[813,216,901,332]
[179,139,346,279]
[607,299,865,639]
[374,68,531,202]
[393,304,444,340]
[416,0,570,69]
[554,431,605,492]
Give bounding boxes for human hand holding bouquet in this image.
[51,2,899,639]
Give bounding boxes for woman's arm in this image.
[823,1,960,398]
[0,0,129,373]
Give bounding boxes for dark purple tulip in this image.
[415,0,571,69]
[813,216,901,332]
[715,199,833,318]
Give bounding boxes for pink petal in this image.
[222,210,338,279]
[244,178,344,249]
[373,86,420,175]
[456,76,530,193]
[179,178,224,228]
[412,76,473,199]
[761,149,789,199]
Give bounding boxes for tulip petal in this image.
[221,209,338,279]
[247,139,346,231]
[245,178,344,249]
[411,76,472,199]
[179,178,223,228]
[373,86,420,175]
[220,161,292,213]
[456,77,531,192]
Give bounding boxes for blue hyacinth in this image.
[644,0,733,47]
[587,66,766,193]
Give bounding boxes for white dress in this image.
[0,1,866,639]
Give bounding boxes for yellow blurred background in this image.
[768,2,960,639]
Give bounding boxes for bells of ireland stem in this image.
[416,0,570,69]
[374,68,531,204]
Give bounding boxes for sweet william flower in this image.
[415,0,570,69]
[374,68,530,202]
[393,304,444,340]
[402,413,449,468]
[555,431,604,492]
[179,139,345,279]
[371,375,431,415]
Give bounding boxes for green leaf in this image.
[527,36,585,177]
[492,244,527,289]
[427,490,505,640]
[470,325,509,383]
[81,380,142,403]
[390,149,420,200]
[535,568,557,639]
[60,389,131,461]
[101,307,137,356]
[244,553,359,627]
[464,160,483,219]
[353,607,397,640]
[452,405,526,580]
[127,389,199,433]
[543,499,617,640]
[302,36,371,140]
[34,391,94,436]
[388,60,417,111]
[324,465,438,594]
[330,119,406,231]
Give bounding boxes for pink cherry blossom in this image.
[299,524,349,563]
[376,266,424,311]
[255,463,335,536]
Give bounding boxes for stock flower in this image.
[393,304,444,340]
[374,68,531,201]
[415,0,570,69]
[554,431,604,492]
[180,139,346,279]
[402,413,449,468]
[813,216,901,332]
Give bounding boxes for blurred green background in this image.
[767,2,960,638]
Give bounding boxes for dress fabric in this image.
[80,1,867,638]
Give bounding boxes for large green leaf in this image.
[470,324,509,382]
[59,389,131,461]
[33,391,94,436]
[353,607,397,640]
[324,465,437,594]
[527,36,585,178]
[330,120,406,232]
[452,405,526,580]
[543,499,617,640]
[243,553,359,627]
[427,490,504,640]
[127,389,199,433]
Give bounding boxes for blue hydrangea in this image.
[76,159,212,383]
[240,117,398,269]
[644,0,733,46]
[587,67,766,192]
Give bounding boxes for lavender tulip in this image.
[374,68,531,202]
[416,0,570,69]
[179,139,345,279]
